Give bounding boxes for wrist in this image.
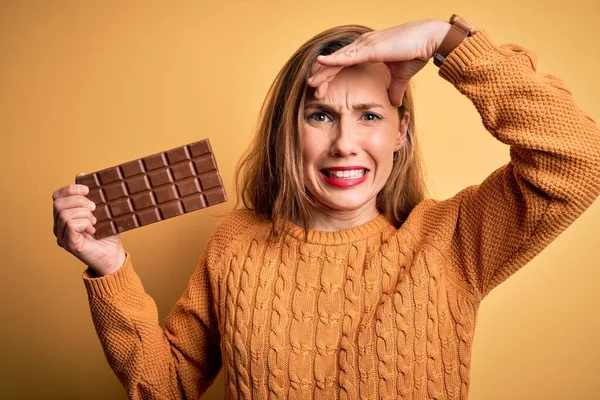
[89,250,126,277]
[432,14,477,67]
[430,19,452,55]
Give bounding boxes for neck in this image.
[303,205,380,232]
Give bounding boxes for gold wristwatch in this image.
[433,14,477,67]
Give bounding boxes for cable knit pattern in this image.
[82,30,600,399]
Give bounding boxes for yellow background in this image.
[1,1,598,399]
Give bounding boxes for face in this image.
[301,62,409,220]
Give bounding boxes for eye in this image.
[307,112,332,123]
[361,112,382,121]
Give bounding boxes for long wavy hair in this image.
[235,24,428,236]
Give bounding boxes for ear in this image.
[395,111,410,151]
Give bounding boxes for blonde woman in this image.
[52,16,600,399]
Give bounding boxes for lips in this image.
[320,166,369,188]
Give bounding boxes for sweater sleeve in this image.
[83,234,222,399]
[430,30,600,299]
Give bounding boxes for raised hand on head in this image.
[307,19,452,106]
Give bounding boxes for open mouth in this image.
[320,168,368,179]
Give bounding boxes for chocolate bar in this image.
[75,139,227,239]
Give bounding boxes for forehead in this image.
[307,63,391,103]
[335,62,391,85]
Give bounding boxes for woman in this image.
[52,16,600,399]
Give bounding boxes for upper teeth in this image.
[326,169,365,178]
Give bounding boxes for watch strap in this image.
[433,14,476,68]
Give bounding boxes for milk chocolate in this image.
[75,139,227,238]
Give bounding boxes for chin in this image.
[319,196,372,212]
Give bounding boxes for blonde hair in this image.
[235,24,428,235]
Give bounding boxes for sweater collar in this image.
[281,213,391,245]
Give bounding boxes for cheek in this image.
[301,128,326,166]
[301,139,312,168]
[368,130,397,158]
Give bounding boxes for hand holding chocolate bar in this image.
[52,139,227,276]
[52,175,126,276]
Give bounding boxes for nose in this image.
[329,117,358,157]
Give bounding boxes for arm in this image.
[83,240,222,398]
[434,30,600,298]
[308,19,600,298]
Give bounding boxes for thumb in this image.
[75,172,86,184]
[388,79,407,108]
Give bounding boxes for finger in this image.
[62,218,94,252]
[315,81,329,100]
[52,183,89,201]
[316,44,366,67]
[53,192,94,223]
[310,60,322,77]
[388,79,407,108]
[85,221,96,236]
[313,31,369,71]
[53,195,96,237]
[56,207,97,243]
[56,206,97,241]
[307,65,343,88]
[60,218,84,249]
[317,38,380,67]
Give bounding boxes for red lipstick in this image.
[321,167,368,188]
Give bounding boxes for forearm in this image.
[83,253,221,398]
[443,31,600,206]
[442,32,599,167]
[83,254,180,398]
[437,31,600,297]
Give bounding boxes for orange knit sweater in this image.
[83,31,600,399]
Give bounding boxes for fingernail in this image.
[307,76,314,83]
[89,201,96,210]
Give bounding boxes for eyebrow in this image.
[303,102,385,113]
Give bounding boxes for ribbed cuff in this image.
[82,252,135,298]
[439,30,496,85]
